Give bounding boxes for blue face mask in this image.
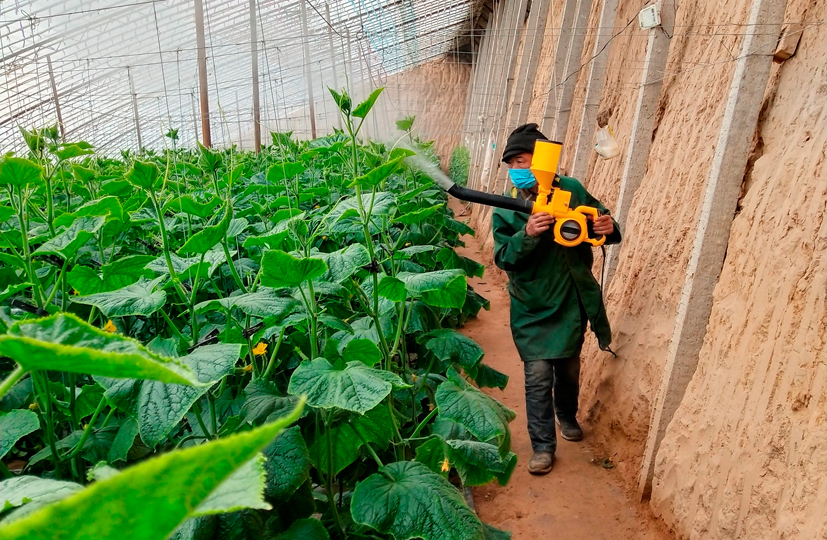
[508,168,536,189]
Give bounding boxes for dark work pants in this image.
[523,354,580,453]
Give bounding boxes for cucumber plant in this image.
[0,88,515,540]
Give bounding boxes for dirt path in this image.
[452,204,674,540]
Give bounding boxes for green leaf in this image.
[195,288,298,319]
[0,157,43,187]
[67,266,103,296]
[349,157,403,188]
[72,277,166,318]
[96,344,242,448]
[436,368,515,457]
[398,270,467,309]
[0,313,199,384]
[0,476,82,513]
[415,436,517,487]
[308,404,393,476]
[0,401,304,540]
[0,283,32,303]
[54,144,95,160]
[341,339,383,367]
[100,255,157,291]
[164,195,221,219]
[317,314,353,334]
[423,329,483,369]
[287,358,408,414]
[315,244,370,283]
[351,460,483,540]
[34,216,106,260]
[125,160,161,191]
[377,275,406,302]
[438,248,484,278]
[72,383,105,419]
[240,380,302,426]
[194,455,271,516]
[261,250,327,288]
[394,204,444,225]
[196,142,223,174]
[261,426,310,501]
[107,417,139,464]
[352,87,384,119]
[0,410,39,459]
[54,197,124,228]
[467,363,509,391]
[242,229,289,250]
[395,115,415,131]
[266,162,306,184]
[276,518,329,540]
[328,87,351,115]
[178,205,232,256]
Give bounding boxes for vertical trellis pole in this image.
[194,0,212,147]
[127,67,143,150]
[249,0,262,151]
[300,0,317,139]
[46,56,65,142]
[326,3,343,129]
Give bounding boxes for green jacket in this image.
[492,176,622,361]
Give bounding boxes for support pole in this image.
[569,0,620,181]
[326,3,343,129]
[300,0,317,139]
[507,0,552,128]
[540,0,579,135]
[544,0,593,142]
[46,56,65,142]
[638,0,787,500]
[604,3,675,286]
[249,0,262,151]
[194,0,212,147]
[127,67,143,150]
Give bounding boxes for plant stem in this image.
[194,406,213,439]
[64,396,107,460]
[149,191,189,305]
[324,411,347,539]
[32,372,61,478]
[410,407,438,439]
[221,241,248,293]
[43,258,69,307]
[355,430,385,469]
[208,392,217,435]
[0,366,25,400]
[16,186,45,308]
[160,309,190,346]
[262,327,286,380]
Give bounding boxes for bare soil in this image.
[452,202,675,540]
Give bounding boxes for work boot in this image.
[557,417,583,441]
[527,451,554,475]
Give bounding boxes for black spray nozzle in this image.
[447,185,533,215]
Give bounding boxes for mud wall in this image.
[270,58,471,168]
[460,0,826,537]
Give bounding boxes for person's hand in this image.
[592,214,614,236]
[525,213,554,237]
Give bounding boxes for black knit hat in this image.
[501,123,549,163]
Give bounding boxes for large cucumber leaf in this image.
[261,426,311,501]
[398,270,467,309]
[0,157,43,187]
[261,250,327,288]
[313,244,370,283]
[71,277,166,318]
[194,288,298,319]
[307,403,393,475]
[0,314,198,384]
[351,460,484,540]
[0,401,304,540]
[0,410,39,458]
[435,368,515,457]
[33,216,106,260]
[95,344,242,448]
[0,476,82,513]
[422,329,484,369]
[414,435,517,487]
[288,358,409,414]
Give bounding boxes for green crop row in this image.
[0,88,514,540]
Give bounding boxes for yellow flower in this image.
[72,288,79,296]
[428,403,435,412]
[405,242,411,247]
[242,364,254,373]
[104,320,117,333]
[252,342,268,356]
[28,402,39,411]
[412,374,418,383]
[440,457,450,473]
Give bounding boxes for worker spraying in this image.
[493,124,621,475]
[412,123,622,474]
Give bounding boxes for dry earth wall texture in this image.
[461,0,826,537]
[271,58,470,168]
